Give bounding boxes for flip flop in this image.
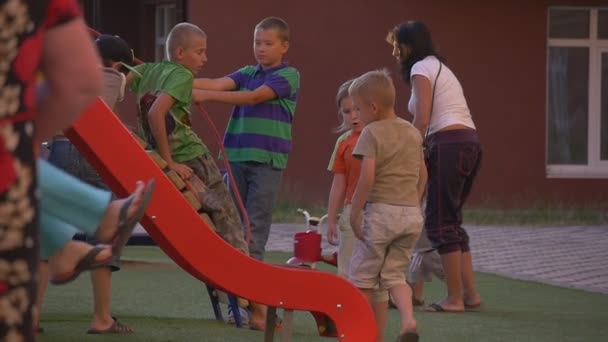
[424,302,464,313]
[87,316,133,334]
[396,331,419,342]
[50,245,113,285]
[413,298,425,306]
[425,303,445,312]
[112,180,156,256]
[227,306,250,325]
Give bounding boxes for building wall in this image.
[92,0,608,207]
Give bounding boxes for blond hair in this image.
[348,69,395,111]
[166,23,206,61]
[334,79,355,133]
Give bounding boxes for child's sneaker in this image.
[227,306,249,325]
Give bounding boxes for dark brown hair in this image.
[255,16,290,42]
[392,21,443,84]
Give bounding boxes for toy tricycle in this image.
[286,208,337,269]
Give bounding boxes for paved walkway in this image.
[266,224,608,294]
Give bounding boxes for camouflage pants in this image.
[185,154,249,255]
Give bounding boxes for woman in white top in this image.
[390,21,482,313]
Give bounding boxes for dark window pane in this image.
[549,8,590,39]
[599,10,608,40]
[601,52,608,160]
[548,47,589,164]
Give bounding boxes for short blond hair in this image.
[166,22,206,61]
[348,69,395,111]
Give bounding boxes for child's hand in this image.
[169,162,193,180]
[350,211,364,241]
[327,223,339,246]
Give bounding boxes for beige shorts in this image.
[348,203,423,290]
[338,205,388,302]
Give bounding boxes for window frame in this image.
[154,3,178,61]
[546,7,608,179]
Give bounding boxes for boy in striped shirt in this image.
[193,16,300,329]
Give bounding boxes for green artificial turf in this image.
[38,247,608,341]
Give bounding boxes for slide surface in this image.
[65,99,377,341]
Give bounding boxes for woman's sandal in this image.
[87,317,133,334]
[49,245,112,285]
[112,180,156,256]
[424,302,465,313]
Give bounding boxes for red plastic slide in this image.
[65,99,377,341]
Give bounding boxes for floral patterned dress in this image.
[0,0,79,340]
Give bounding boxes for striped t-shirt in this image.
[224,63,300,169]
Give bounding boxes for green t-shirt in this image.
[130,62,208,163]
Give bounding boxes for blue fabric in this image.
[39,211,79,259]
[44,141,121,269]
[37,159,111,257]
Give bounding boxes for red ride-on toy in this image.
[285,209,339,337]
[286,209,337,269]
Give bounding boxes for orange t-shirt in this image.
[327,130,361,204]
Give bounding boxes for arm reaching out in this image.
[193,84,277,105]
[193,77,237,91]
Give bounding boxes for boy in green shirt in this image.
[128,23,247,255]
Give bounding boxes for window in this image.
[155,3,177,61]
[547,8,608,178]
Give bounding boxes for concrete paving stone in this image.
[266,224,608,294]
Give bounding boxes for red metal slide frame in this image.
[64,99,377,341]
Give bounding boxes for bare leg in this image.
[33,262,49,331]
[411,280,425,304]
[461,251,481,306]
[372,300,388,342]
[357,288,384,342]
[95,181,145,242]
[89,268,116,331]
[388,284,416,334]
[426,251,465,312]
[47,241,112,278]
[248,301,267,327]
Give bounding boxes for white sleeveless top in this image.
[407,56,475,135]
